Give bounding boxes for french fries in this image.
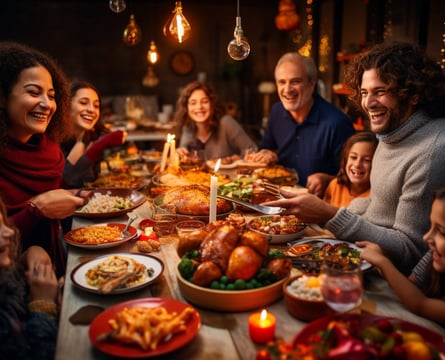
[103,306,195,351]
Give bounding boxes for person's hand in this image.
[23,246,52,270]
[85,130,126,163]
[262,193,338,224]
[26,262,58,303]
[30,189,85,219]
[306,172,334,198]
[247,149,277,164]
[356,241,388,268]
[175,147,190,158]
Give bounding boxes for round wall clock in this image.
[170,50,195,76]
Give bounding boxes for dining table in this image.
[55,191,445,360]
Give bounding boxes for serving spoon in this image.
[217,194,285,215]
[121,214,138,237]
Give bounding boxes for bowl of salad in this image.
[247,215,306,244]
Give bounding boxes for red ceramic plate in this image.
[64,223,137,249]
[89,298,201,358]
[293,313,445,355]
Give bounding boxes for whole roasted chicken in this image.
[157,184,232,216]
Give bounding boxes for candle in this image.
[160,137,170,172]
[169,134,176,167]
[209,158,220,223]
[248,309,276,344]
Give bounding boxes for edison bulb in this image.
[109,0,126,13]
[123,14,142,46]
[227,16,250,61]
[228,37,250,61]
[163,1,191,43]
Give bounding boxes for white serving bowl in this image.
[247,215,306,244]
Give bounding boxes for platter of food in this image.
[285,238,372,273]
[64,223,138,249]
[85,173,145,189]
[71,253,164,294]
[206,158,267,170]
[176,223,293,311]
[89,298,201,358]
[247,215,306,244]
[154,184,234,220]
[75,188,146,219]
[253,166,299,186]
[292,313,445,358]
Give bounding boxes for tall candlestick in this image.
[248,309,276,344]
[160,136,171,172]
[169,135,176,167]
[209,158,221,223]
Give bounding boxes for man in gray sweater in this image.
[264,42,445,275]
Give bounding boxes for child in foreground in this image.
[0,198,60,359]
[323,131,377,207]
[358,187,445,324]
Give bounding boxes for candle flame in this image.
[214,158,221,173]
[260,309,268,321]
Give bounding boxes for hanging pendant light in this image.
[109,0,126,13]
[123,14,142,46]
[163,1,191,44]
[147,41,159,64]
[227,0,250,61]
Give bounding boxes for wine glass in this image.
[320,259,363,313]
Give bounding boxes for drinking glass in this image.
[152,204,177,237]
[320,259,363,313]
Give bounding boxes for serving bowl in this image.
[247,215,306,244]
[176,267,286,312]
[283,275,335,322]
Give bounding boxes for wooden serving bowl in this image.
[283,275,335,322]
[176,267,286,312]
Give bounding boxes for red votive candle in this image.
[248,309,276,344]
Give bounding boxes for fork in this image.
[217,194,285,215]
[121,214,138,237]
[260,181,284,199]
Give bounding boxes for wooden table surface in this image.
[55,202,445,360]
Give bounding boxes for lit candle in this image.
[209,158,220,223]
[160,135,171,172]
[248,309,276,344]
[169,134,176,167]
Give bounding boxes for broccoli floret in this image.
[268,249,285,259]
[178,257,196,279]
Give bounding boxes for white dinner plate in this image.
[71,253,164,295]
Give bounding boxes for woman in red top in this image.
[0,42,84,277]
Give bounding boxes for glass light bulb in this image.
[163,1,191,43]
[109,0,126,13]
[142,66,160,88]
[227,16,250,61]
[123,14,142,46]
[147,41,159,64]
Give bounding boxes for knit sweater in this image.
[326,111,445,275]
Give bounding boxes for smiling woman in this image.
[0,41,84,278]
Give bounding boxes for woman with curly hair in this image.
[264,42,445,276]
[0,197,60,360]
[323,131,378,207]
[0,42,84,277]
[174,81,256,160]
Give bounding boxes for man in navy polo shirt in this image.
[250,52,355,197]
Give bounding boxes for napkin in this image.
[69,305,105,325]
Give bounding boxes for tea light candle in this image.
[209,158,220,223]
[248,309,276,344]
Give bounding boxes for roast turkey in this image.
[156,184,233,216]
